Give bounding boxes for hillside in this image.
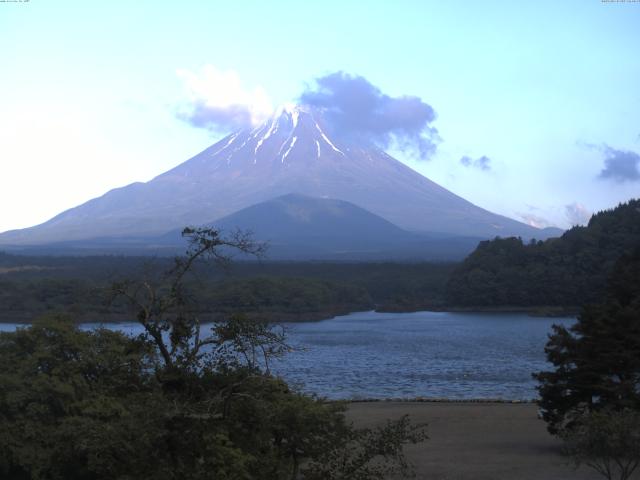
[445,199,640,308]
[160,194,483,260]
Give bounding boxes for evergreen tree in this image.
[535,247,640,434]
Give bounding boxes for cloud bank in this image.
[177,65,273,132]
[299,71,439,159]
[565,202,591,226]
[597,145,640,183]
[460,155,491,171]
[518,212,555,229]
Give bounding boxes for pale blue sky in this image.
[1,0,639,232]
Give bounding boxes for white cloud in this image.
[177,65,273,129]
[518,212,555,229]
[565,202,591,226]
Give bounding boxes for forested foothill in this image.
[0,254,456,324]
[1,200,639,324]
[446,199,640,310]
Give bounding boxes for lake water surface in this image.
[0,311,574,400]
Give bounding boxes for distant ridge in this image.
[0,104,562,248]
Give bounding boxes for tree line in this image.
[0,257,456,323]
[446,199,640,308]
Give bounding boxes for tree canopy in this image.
[0,227,427,479]
[446,199,640,308]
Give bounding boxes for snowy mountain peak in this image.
[175,102,345,170]
[0,104,562,246]
[270,102,315,132]
[278,102,308,116]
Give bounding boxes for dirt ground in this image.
[347,401,612,480]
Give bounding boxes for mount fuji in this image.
[0,104,560,252]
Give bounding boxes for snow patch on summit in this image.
[209,132,239,158]
[314,121,345,157]
[226,103,348,164]
[254,103,305,158]
[254,115,279,154]
[281,102,300,129]
[282,137,298,162]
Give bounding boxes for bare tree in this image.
[110,227,268,372]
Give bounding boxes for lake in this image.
[0,311,574,400]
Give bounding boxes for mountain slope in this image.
[0,104,561,245]
[160,193,484,260]
[213,193,411,245]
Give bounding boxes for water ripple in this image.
[272,311,574,400]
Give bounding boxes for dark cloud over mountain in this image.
[598,145,640,183]
[299,72,439,159]
[460,155,491,171]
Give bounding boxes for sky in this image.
[1,0,639,233]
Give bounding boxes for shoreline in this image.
[0,306,578,324]
[340,397,538,404]
[376,304,580,317]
